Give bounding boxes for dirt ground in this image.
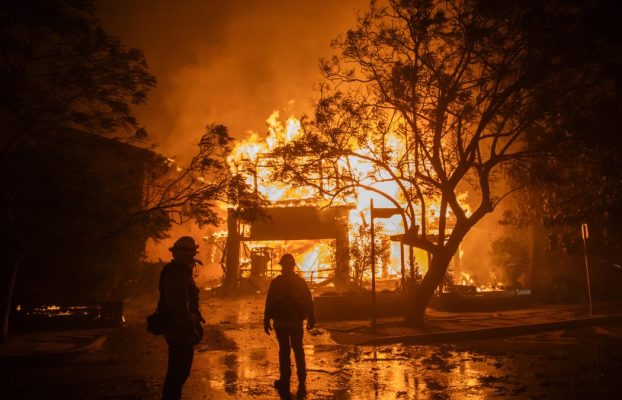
[1,294,622,399]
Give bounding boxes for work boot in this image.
[273,379,290,393]
[297,382,307,396]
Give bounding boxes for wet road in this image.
[2,295,622,399]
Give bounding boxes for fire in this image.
[228,132,268,170]
[460,272,475,286]
[226,111,471,282]
[265,110,302,150]
[228,112,319,202]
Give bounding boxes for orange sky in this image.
[97,0,368,161]
[96,1,369,269]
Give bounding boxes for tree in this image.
[0,0,156,149]
[349,222,391,291]
[269,0,605,325]
[0,0,158,341]
[490,236,528,289]
[500,0,622,282]
[131,124,266,240]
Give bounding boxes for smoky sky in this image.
[97,0,368,159]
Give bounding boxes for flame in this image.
[228,132,268,171]
[242,239,334,280]
[265,111,302,150]
[226,111,472,282]
[460,272,475,286]
[206,230,228,240]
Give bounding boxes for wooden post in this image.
[370,199,377,332]
[225,208,241,289]
[400,240,406,292]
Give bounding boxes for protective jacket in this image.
[264,272,315,327]
[159,261,203,345]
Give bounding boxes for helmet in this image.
[278,253,296,268]
[169,236,199,253]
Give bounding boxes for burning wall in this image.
[224,205,352,287]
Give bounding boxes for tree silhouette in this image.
[269,0,607,325]
[0,0,158,341]
[126,124,266,238]
[0,1,262,340]
[349,222,391,292]
[0,0,156,151]
[499,0,622,297]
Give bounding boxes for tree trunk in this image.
[404,251,451,326]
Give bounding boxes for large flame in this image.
[227,111,471,281]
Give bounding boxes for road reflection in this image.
[194,296,587,399]
[223,353,237,394]
[331,345,516,399]
[202,340,520,398]
[2,294,619,399]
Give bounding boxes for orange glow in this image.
[227,112,473,280]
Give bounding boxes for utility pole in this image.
[370,199,377,332]
[400,241,406,292]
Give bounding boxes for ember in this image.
[11,302,124,332]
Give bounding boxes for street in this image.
[2,295,622,399]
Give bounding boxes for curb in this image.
[0,335,107,363]
[358,314,622,346]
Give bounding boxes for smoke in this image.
[96,1,370,271]
[97,0,368,160]
[97,1,526,282]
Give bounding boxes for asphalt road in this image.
[2,295,622,399]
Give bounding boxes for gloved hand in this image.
[306,317,315,331]
[263,318,272,335]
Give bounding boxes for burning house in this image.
[218,111,532,307]
[219,112,438,292]
[224,205,353,290]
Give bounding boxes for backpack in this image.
[146,308,165,335]
[147,265,169,335]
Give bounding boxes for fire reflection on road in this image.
[3,295,618,399]
[189,296,621,399]
[300,345,515,399]
[194,339,528,399]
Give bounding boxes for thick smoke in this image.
[98,0,368,159]
[97,0,368,275]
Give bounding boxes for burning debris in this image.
[11,302,124,331]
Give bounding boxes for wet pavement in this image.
[1,294,622,399]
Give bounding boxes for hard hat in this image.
[278,253,296,268]
[169,236,199,253]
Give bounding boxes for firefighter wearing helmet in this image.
[264,253,316,395]
[159,236,205,400]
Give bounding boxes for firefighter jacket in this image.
[264,272,315,327]
[159,260,203,345]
